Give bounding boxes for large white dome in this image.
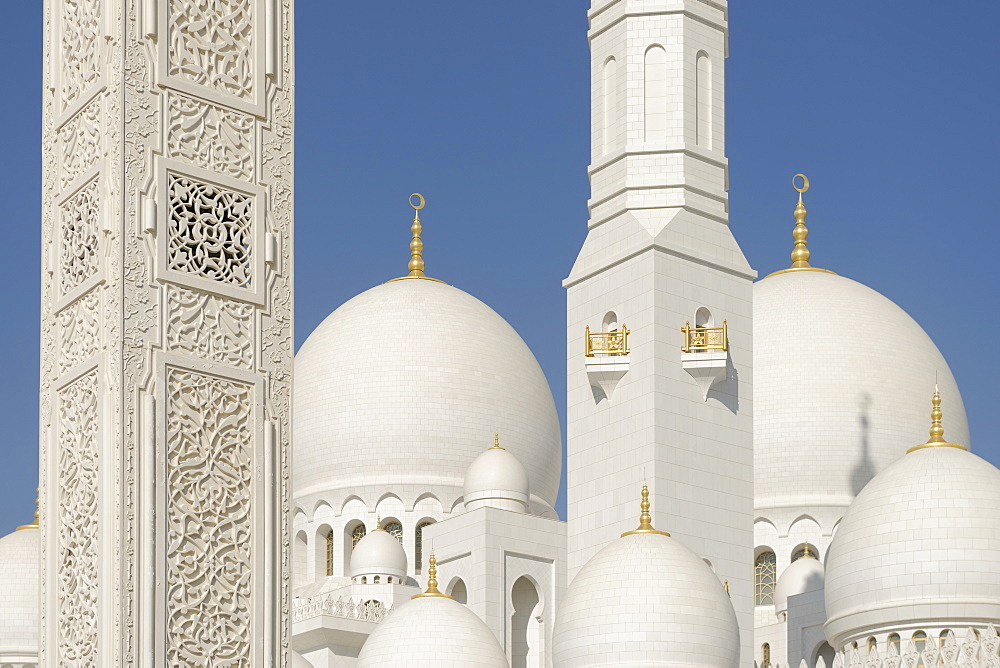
[824,446,1000,647]
[293,278,561,510]
[753,270,969,511]
[356,595,509,668]
[552,531,739,667]
[0,527,39,656]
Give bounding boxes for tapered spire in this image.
[412,552,452,599]
[621,482,670,537]
[908,385,967,453]
[766,174,837,277]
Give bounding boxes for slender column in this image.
[39,0,294,664]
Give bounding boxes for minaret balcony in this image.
[584,325,630,402]
[680,321,730,401]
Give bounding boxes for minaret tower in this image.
[39,1,294,665]
[565,0,754,663]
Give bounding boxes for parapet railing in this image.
[681,321,728,353]
[585,325,630,357]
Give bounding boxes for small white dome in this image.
[464,441,529,513]
[294,278,562,513]
[357,595,509,667]
[754,270,969,512]
[774,554,824,616]
[824,446,1000,648]
[350,528,407,581]
[0,527,39,655]
[553,531,739,667]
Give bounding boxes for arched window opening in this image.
[361,576,367,584]
[644,45,668,142]
[374,576,380,584]
[384,521,403,544]
[602,57,618,155]
[814,642,836,667]
[762,643,771,668]
[602,311,619,332]
[695,307,713,328]
[754,551,776,605]
[914,631,927,668]
[449,578,468,605]
[325,530,335,576]
[415,520,435,573]
[293,530,308,588]
[352,523,366,549]
[867,637,877,654]
[888,634,901,655]
[696,51,713,149]
[511,577,542,668]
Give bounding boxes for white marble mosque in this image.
[1,1,998,667]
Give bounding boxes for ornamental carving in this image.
[57,370,100,667]
[166,285,254,368]
[168,0,254,101]
[165,368,254,665]
[60,177,101,296]
[59,97,101,190]
[59,289,101,374]
[167,173,253,288]
[60,0,102,112]
[167,93,254,181]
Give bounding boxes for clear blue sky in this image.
[1,2,997,530]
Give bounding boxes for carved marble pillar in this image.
[39,1,294,665]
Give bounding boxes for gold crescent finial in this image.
[412,551,453,599]
[765,174,837,278]
[387,193,445,284]
[621,481,670,537]
[907,384,967,453]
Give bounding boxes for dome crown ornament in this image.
[766,174,837,278]
[907,385,968,453]
[15,492,39,531]
[389,193,444,283]
[413,552,453,599]
[801,542,816,559]
[621,482,670,537]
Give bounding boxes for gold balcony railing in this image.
[585,325,630,357]
[681,320,728,353]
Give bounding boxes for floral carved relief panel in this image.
[166,285,254,369]
[57,370,100,667]
[59,177,101,299]
[167,92,255,181]
[59,289,101,375]
[58,97,102,191]
[168,0,255,104]
[60,0,103,114]
[165,367,254,666]
[166,172,253,289]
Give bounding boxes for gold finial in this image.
[801,542,816,560]
[388,193,445,283]
[16,491,39,531]
[765,174,837,278]
[907,384,967,453]
[724,580,730,595]
[621,482,670,537]
[374,515,383,531]
[412,552,453,599]
[492,432,504,450]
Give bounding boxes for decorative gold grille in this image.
[384,522,403,544]
[351,523,366,550]
[415,521,434,573]
[754,550,776,605]
[585,325,630,357]
[681,320,728,353]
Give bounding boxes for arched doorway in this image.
[511,576,542,668]
[448,578,468,604]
